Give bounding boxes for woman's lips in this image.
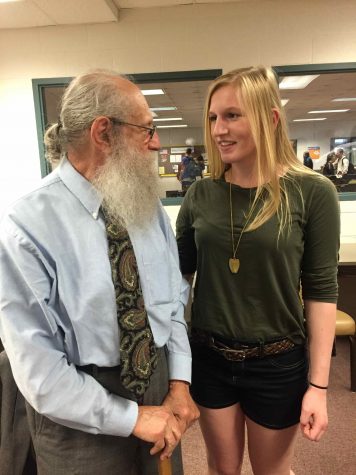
[217,140,237,152]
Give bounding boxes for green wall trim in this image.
[338,192,356,201]
[128,69,222,84]
[32,77,72,85]
[32,78,72,177]
[273,62,356,76]
[161,197,184,206]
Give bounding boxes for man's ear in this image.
[90,116,112,152]
[272,108,280,129]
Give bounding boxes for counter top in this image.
[340,243,356,264]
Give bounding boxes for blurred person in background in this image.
[303,151,313,169]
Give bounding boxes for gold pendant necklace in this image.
[229,181,254,274]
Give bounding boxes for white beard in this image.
[92,139,160,229]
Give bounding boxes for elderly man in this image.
[334,148,349,177]
[0,70,198,474]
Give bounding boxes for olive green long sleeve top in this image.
[176,174,340,344]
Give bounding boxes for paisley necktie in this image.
[104,213,158,398]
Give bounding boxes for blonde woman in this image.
[176,67,339,475]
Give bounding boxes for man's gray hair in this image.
[44,69,132,164]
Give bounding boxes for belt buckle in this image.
[212,339,248,362]
[233,350,246,361]
[224,348,246,362]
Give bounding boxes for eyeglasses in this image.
[108,117,156,140]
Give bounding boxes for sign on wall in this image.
[308,146,321,160]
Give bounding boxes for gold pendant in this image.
[229,258,240,274]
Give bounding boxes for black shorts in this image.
[190,340,309,430]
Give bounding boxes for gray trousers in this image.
[26,348,183,475]
[0,350,36,475]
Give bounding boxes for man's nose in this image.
[148,131,161,150]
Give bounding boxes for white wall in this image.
[339,201,356,244]
[1,0,356,242]
[158,127,203,149]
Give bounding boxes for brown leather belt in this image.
[191,328,296,362]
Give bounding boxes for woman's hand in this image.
[299,386,328,441]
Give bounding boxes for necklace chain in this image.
[229,182,255,259]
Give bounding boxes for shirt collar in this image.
[57,157,102,220]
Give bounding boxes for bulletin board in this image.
[158,145,206,176]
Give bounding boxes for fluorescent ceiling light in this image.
[293,118,327,122]
[279,75,319,90]
[150,106,177,111]
[332,97,356,102]
[153,117,182,122]
[141,89,164,96]
[308,109,349,113]
[281,99,289,106]
[156,125,188,128]
[0,0,24,3]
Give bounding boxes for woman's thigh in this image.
[199,403,246,475]
[246,416,299,475]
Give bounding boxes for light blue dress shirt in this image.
[0,158,191,437]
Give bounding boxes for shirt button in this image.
[92,212,98,219]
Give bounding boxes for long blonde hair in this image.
[204,66,317,234]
